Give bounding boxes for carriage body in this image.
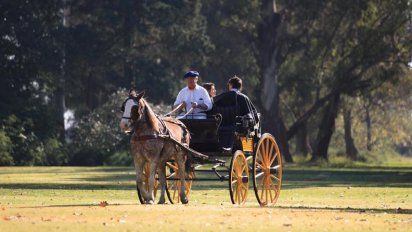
[172,109,283,206]
[179,114,257,157]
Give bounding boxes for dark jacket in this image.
[212,90,259,126]
[236,91,259,125]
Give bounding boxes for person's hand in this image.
[191,101,198,108]
[181,101,186,109]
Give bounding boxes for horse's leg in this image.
[157,160,167,204]
[146,158,159,205]
[133,157,147,203]
[176,151,188,204]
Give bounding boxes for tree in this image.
[273,0,412,161]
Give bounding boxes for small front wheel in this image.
[229,150,249,205]
[165,160,194,204]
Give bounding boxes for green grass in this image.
[0,166,411,231]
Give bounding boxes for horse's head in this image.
[130,91,145,122]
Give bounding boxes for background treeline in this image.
[0,0,411,166]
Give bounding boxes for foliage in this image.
[0,0,411,165]
[69,90,127,165]
[0,129,13,165]
[69,89,171,165]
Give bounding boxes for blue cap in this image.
[183,71,199,79]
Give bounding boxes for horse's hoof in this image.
[157,200,166,204]
[145,200,154,205]
[181,198,189,204]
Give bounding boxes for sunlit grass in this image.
[0,166,411,231]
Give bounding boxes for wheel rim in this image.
[137,162,160,204]
[229,150,249,205]
[253,133,282,206]
[166,161,194,204]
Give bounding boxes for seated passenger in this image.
[173,71,212,119]
[227,76,259,126]
[202,82,216,98]
[212,75,259,149]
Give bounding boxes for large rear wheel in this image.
[252,133,283,206]
[229,150,249,205]
[165,160,194,204]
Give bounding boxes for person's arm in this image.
[173,90,186,111]
[243,95,259,124]
[249,100,259,123]
[199,88,213,111]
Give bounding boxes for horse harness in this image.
[133,115,189,146]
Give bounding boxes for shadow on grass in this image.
[16,203,412,215]
[17,203,138,209]
[0,168,411,191]
[245,205,412,215]
[80,168,412,189]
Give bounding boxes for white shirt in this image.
[174,84,212,114]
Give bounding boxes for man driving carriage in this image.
[173,71,213,119]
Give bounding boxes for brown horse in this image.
[127,92,190,204]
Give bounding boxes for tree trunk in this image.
[55,85,66,140]
[364,103,372,151]
[295,121,311,156]
[343,107,358,160]
[312,93,341,161]
[286,91,336,140]
[55,0,70,141]
[257,0,293,162]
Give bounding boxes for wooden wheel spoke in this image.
[255,171,264,179]
[241,187,247,200]
[253,134,283,206]
[241,163,247,174]
[268,147,275,166]
[235,186,239,202]
[269,187,274,202]
[269,150,278,166]
[270,174,280,182]
[230,151,249,205]
[259,145,266,165]
[166,162,179,171]
[260,185,265,199]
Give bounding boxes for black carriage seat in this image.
[210,91,239,150]
[179,115,222,152]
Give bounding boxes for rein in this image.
[133,114,182,142]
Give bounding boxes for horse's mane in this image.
[141,98,160,132]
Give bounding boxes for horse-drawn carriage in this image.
[135,91,283,206]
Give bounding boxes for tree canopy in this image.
[0,0,411,165]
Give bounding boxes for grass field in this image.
[0,165,411,231]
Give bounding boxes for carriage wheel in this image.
[165,161,194,204]
[229,150,249,205]
[137,162,160,204]
[253,133,283,206]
